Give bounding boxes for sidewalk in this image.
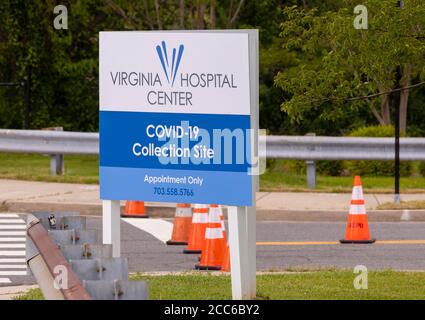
[1,179,425,221]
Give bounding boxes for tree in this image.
[0,0,283,131]
[275,0,425,133]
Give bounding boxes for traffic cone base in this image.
[183,248,202,254]
[167,240,188,245]
[120,213,149,218]
[340,239,376,244]
[194,264,221,271]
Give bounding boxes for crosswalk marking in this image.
[0,244,25,249]
[0,214,27,285]
[0,265,27,269]
[0,258,26,263]
[0,251,26,256]
[0,231,26,236]
[0,271,27,276]
[0,219,26,224]
[0,238,26,242]
[0,225,26,230]
[0,278,11,284]
[0,214,19,218]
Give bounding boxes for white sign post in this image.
[99,30,258,299]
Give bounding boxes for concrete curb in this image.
[3,201,425,222]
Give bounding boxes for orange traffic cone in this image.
[166,203,192,245]
[221,244,230,272]
[183,204,209,254]
[121,201,149,218]
[214,204,227,244]
[195,205,227,270]
[340,176,375,244]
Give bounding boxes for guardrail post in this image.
[306,133,316,189]
[50,154,64,176]
[43,127,64,176]
[306,160,316,189]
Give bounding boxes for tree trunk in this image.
[210,0,216,29]
[179,0,185,29]
[197,2,206,29]
[154,0,162,29]
[399,67,411,133]
[380,93,391,125]
[227,0,245,28]
[143,0,154,30]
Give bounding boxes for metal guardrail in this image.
[2,128,425,160]
[0,129,98,155]
[0,129,98,176]
[1,129,425,187]
[265,135,425,161]
[26,212,148,300]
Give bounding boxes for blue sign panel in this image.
[99,32,254,206]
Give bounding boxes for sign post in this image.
[99,30,258,299]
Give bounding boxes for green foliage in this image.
[348,125,396,138]
[316,160,344,176]
[419,162,425,177]
[0,0,424,138]
[345,125,412,176]
[275,0,425,127]
[0,0,292,132]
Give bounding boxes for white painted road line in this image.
[0,215,27,283]
[0,231,26,236]
[0,225,26,230]
[0,265,27,269]
[122,218,173,243]
[0,278,11,284]
[0,259,26,263]
[0,264,27,270]
[0,219,26,224]
[0,244,25,249]
[0,251,25,256]
[0,214,19,218]
[0,271,27,276]
[0,238,26,242]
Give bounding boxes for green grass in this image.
[260,171,425,193]
[13,288,45,300]
[377,200,425,210]
[14,270,425,300]
[1,153,425,193]
[0,153,98,184]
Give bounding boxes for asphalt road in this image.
[3,217,425,287]
[102,218,425,272]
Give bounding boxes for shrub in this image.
[344,125,412,176]
[419,162,425,177]
[316,160,344,176]
[273,159,344,176]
